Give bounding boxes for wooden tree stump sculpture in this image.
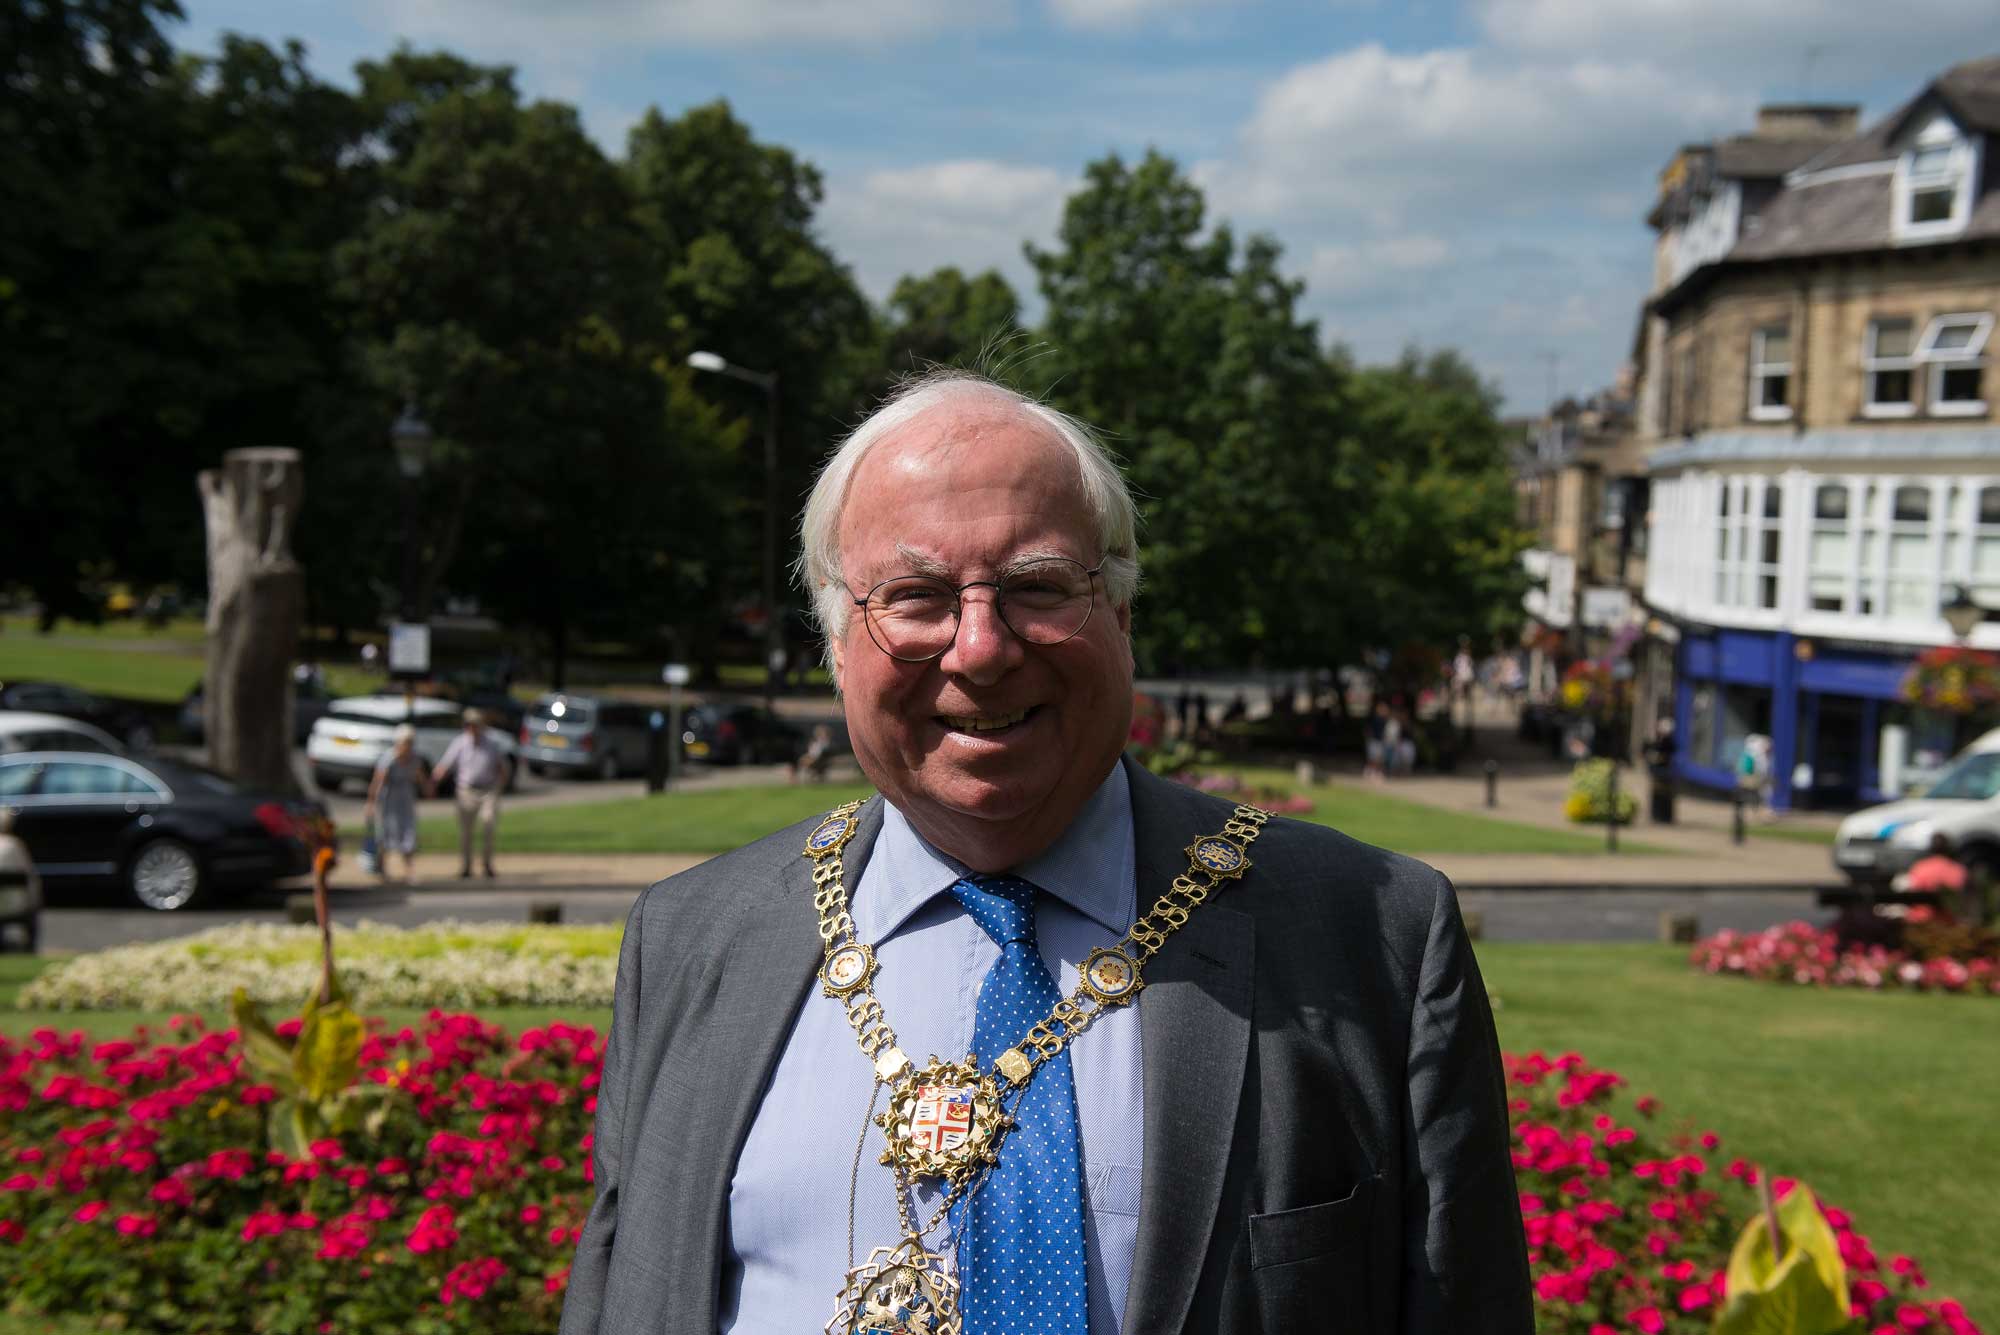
[198,448,305,795]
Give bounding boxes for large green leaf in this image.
[1714,1184,1852,1335]
[291,1001,364,1103]
[229,987,298,1092]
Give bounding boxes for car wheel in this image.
[127,838,206,911]
[313,771,344,794]
[528,761,547,778]
[597,752,619,781]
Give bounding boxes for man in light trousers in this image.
[432,708,511,879]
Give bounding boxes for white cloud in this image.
[1304,234,1450,295]
[1213,43,1747,226]
[1044,0,1234,31]
[1476,0,2000,91]
[818,160,1072,302]
[365,0,998,53]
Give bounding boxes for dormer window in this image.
[1892,117,1978,242]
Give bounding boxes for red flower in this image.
[406,1203,458,1254]
[72,1201,107,1224]
[113,1213,156,1238]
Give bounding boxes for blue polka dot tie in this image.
[948,874,1090,1335]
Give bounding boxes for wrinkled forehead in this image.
[837,399,1092,565]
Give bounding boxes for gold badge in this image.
[821,942,878,998]
[805,810,861,858]
[875,1056,1011,1184]
[826,1236,961,1335]
[1080,946,1142,1005]
[1186,834,1250,879]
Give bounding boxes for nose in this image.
[938,587,1023,685]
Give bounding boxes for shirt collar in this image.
[855,761,1134,941]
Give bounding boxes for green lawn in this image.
[0,626,381,703]
[1480,943,1999,1325]
[429,770,1668,858]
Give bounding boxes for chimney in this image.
[1754,104,1860,140]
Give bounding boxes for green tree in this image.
[882,266,1022,376]
[623,101,876,672]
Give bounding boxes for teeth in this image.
[944,709,1028,732]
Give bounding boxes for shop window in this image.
[1864,319,1916,416]
[1720,685,1772,774]
[1749,325,1792,420]
[1689,685,1717,769]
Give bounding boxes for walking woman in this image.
[364,724,434,884]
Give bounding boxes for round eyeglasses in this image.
[851,557,1104,663]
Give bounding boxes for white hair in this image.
[797,370,1141,662]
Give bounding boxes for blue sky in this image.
[174,0,2000,412]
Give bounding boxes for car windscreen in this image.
[1922,751,2000,801]
[529,700,597,724]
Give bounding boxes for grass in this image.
[0,625,381,704]
[413,772,1663,858]
[1,946,1991,1326]
[1480,943,1999,1325]
[1748,821,1840,846]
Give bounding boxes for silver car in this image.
[519,693,657,780]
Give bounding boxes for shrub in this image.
[1564,758,1637,825]
[1507,1050,1980,1334]
[0,1011,597,1332]
[18,922,622,1012]
[1691,921,2000,996]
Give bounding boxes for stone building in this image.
[1637,57,2000,811]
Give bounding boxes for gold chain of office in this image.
[800,795,1269,1189]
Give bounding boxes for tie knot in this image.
[950,874,1040,948]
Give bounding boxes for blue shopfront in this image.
[1673,627,1952,810]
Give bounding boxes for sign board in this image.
[661,663,691,687]
[1580,587,1631,629]
[387,621,431,676]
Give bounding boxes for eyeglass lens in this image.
[863,558,1096,661]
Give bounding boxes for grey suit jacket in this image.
[561,759,1533,1333]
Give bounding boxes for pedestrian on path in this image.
[433,708,511,879]
[364,723,434,885]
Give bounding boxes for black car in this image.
[680,703,804,766]
[0,681,156,750]
[0,752,323,910]
[179,678,335,746]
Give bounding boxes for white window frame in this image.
[1863,317,1918,418]
[1892,117,1978,243]
[1748,325,1792,421]
[1918,312,1992,417]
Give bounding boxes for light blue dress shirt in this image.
[720,764,1143,1334]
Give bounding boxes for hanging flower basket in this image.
[1899,646,2000,716]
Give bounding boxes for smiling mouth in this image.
[938,706,1035,735]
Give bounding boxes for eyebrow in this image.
[885,544,1083,582]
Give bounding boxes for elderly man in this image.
[562,372,1531,1335]
[431,708,511,879]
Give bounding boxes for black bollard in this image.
[527,901,562,925]
[1732,790,1747,845]
[1606,763,1619,853]
[646,712,667,794]
[1483,759,1499,808]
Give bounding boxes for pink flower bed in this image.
[0,1012,1982,1332]
[1691,921,2000,996]
[1508,1051,1981,1333]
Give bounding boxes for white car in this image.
[306,695,518,795]
[1833,726,2000,886]
[0,711,124,756]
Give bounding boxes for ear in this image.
[1114,601,1132,634]
[829,623,847,689]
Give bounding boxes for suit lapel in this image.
[675,796,886,1326]
[1121,762,1256,1334]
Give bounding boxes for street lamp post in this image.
[1942,585,1984,643]
[390,405,435,724]
[688,351,782,713]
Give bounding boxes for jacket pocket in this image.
[1247,1176,1379,1331]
